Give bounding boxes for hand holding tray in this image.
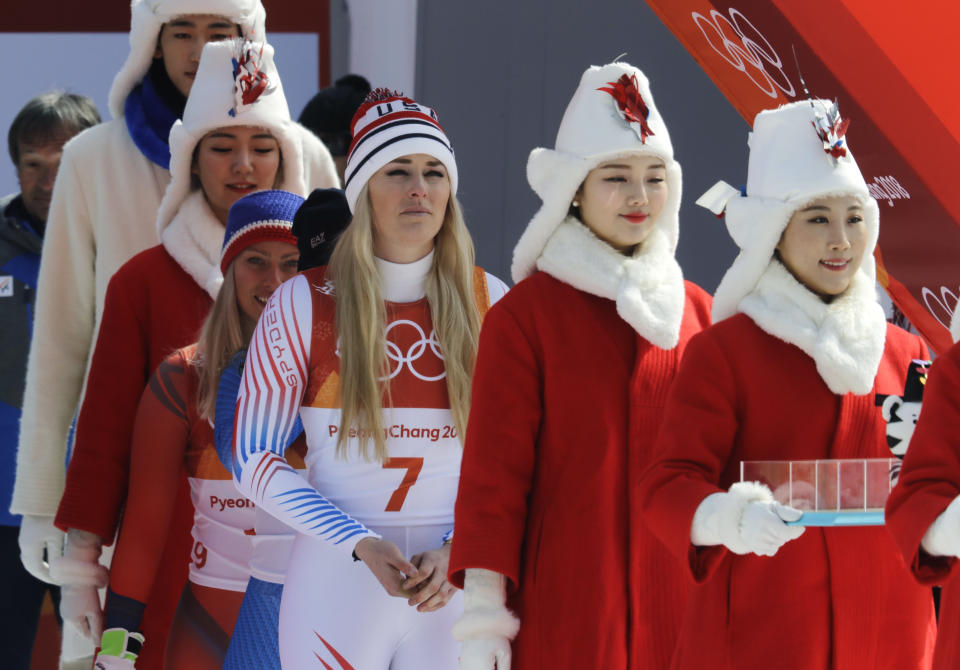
[740,459,898,527]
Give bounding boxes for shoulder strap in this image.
[472,266,491,321]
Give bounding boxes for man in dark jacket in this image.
[1,91,99,670]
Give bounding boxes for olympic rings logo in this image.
[691,7,795,99]
[384,319,446,381]
[921,285,959,330]
[335,319,446,382]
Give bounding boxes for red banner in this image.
[647,0,960,353]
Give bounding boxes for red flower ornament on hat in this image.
[597,73,655,143]
[811,99,850,160]
[230,40,274,117]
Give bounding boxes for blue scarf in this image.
[124,75,179,169]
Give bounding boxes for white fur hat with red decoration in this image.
[155,39,306,238]
[343,89,457,213]
[512,62,682,283]
[108,0,266,119]
[697,99,877,321]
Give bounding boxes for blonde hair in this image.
[328,184,481,462]
[193,263,250,422]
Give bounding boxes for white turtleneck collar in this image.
[375,248,434,303]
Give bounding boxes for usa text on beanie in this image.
[342,88,457,213]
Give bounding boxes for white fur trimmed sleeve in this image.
[12,148,96,516]
[232,275,377,557]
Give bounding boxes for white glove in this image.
[50,529,108,641]
[921,494,960,557]
[453,569,519,670]
[18,514,64,583]
[93,628,145,670]
[691,481,806,557]
[460,637,512,670]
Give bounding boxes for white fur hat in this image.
[511,62,682,283]
[155,40,305,237]
[108,0,266,119]
[699,100,879,321]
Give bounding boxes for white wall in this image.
[345,0,418,95]
[0,32,319,197]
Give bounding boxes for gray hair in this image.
[8,91,101,165]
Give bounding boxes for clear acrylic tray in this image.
[740,459,899,526]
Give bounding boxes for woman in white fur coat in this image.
[448,62,712,670]
[12,0,336,603]
[638,101,936,669]
[47,40,308,670]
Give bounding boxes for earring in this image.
[572,200,580,207]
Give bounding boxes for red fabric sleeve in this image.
[56,268,150,540]
[448,300,542,591]
[886,341,960,585]
[636,329,740,583]
[106,351,192,606]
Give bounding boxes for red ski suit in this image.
[886,340,960,670]
[639,314,936,670]
[449,271,711,669]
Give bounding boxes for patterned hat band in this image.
[220,189,304,272]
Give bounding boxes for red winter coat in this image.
[449,271,712,669]
[55,244,212,670]
[886,340,960,670]
[639,314,936,670]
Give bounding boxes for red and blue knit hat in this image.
[342,88,457,213]
[220,189,304,272]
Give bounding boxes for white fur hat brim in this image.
[108,0,266,119]
[712,191,879,322]
[512,147,681,283]
[155,40,306,238]
[511,62,679,283]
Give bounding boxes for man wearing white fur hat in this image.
[638,100,936,668]
[11,0,337,666]
[448,62,711,669]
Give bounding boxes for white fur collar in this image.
[536,217,685,349]
[739,260,886,395]
[160,190,225,299]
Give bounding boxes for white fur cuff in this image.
[728,481,776,505]
[452,607,521,642]
[921,495,960,558]
[49,555,109,588]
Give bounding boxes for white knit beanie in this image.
[108,0,266,119]
[155,39,306,238]
[342,89,457,214]
[698,99,878,321]
[511,62,682,283]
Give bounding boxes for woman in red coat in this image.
[638,100,936,669]
[886,321,960,669]
[90,190,303,669]
[447,62,711,669]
